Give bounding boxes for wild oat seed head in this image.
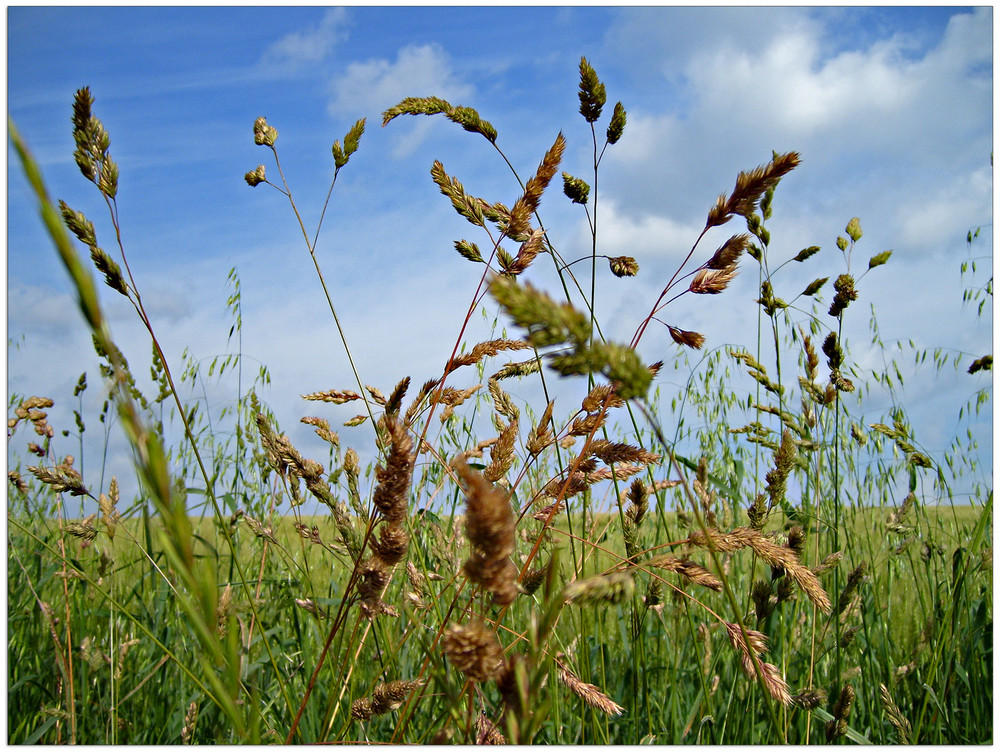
[707,234,750,270]
[556,658,625,716]
[668,325,706,350]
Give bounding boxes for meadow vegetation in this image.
[8,59,992,744]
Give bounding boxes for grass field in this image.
[8,64,992,744]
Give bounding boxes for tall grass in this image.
[8,58,992,744]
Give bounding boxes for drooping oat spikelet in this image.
[723,621,791,705]
[454,457,517,605]
[442,620,504,683]
[382,97,497,143]
[826,684,856,741]
[687,527,831,613]
[668,325,706,350]
[879,682,911,744]
[563,572,634,605]
[555,656,625,716]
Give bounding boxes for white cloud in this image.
[262,8,349,68]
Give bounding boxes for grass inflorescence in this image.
[7,58,991,745]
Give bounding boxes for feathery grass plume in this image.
[504,228,546,277]
[706,152,800,228]
[564,572,634,605]
[836,561,868,616]
[29,457,89,497]
[453,456,517,605]
[350,679,424,720]
[826,684,856,741]
[879,682,912,744]
[688,527,831,613]
[446,339,531,376]
[254,411,337,508]
[507,133,566,239]
[667,325,706,350]
[707,233,751,270]
[577,57,606,122]
[643,555,723,592]
[181,701,198,744]
[562,172,590,204]
[689,266,738,295]
[454,238,484,264]
[59,200,129,296]
[442,620,504,683]
[582,383,626,413]
[555,655,625,716]
[302,388,362,404]
[763,429,797,517]
[723,622,791,705]
[430,160,487,227]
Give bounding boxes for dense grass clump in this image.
[8,59,992,744]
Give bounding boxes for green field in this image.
[8,62,992,744]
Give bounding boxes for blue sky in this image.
[7,6,993,515]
